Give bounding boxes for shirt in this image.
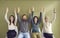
[5,11,18,34]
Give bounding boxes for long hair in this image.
[33,16,39,24]
[9,15,15,25]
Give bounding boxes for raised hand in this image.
[31,7,34,11]
[29,7,34,14]
[14,8,16,13]
[53,8,56,13]
[6,7,8,13]
[17,7,20,13]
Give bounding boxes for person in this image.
[5,8,18,38]
[30,7,42,38]
[42,8,56,38]
[17,8,32,38]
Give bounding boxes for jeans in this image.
[18,32,30,38]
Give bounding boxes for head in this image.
[33,16,39,24]
[9,15,15,24]
[22,14,27,21]
[45,16,49,22]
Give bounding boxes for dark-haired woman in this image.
[5,8,18,38]
[31,8,42,38]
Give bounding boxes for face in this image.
[45,16,48,22]
[10,16,14,22]
[34,17,38,23]
[22,15,27,20]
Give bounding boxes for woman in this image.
[30,8,42,38]
[5,8,18,38]
[42,8,56,38]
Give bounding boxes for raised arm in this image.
[41,8,45,23]
[28,8,34,22]
[50,8,56,23]
[38,12,42,24]
[17,8,21,23]
[5,8,10,24]
[14,8,17,25]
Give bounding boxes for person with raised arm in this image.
[17,8,33,38]
[30,7,42,38]
[5,8,18,38]
[42,8,56,38]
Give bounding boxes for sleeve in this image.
[17,13,21,23]
[38,12,42,24]
[5,12,10,24]
[28,11,34,23]
[14,12,17,25]
[50,12,56,23]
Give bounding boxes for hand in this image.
[17,8,20,13]
[14,8,16,13]
[31,7,34,11]
[40,8,45,13]
[53,8,56,13]
[6,8,8,13]
[29,8,31,14]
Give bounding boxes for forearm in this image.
[5,11,9,23]
[17,13,21,23]
[39,12,42,23]
[51,12,56,23]
[28,11,34,22]
[15,12,17,25]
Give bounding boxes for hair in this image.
[9,15,15,25]
[22,14,27,17]
[33,16,39,24]
[45,15,48,19]
[22,14,27,19]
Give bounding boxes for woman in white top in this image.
[41,8,56,38]
[5,8,18,38]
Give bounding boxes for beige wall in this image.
[0,0,60,38]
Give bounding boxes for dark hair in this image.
[9,15,15,25]
[22,14,27,19]
[33,16,39,24]
[22,14,27,17]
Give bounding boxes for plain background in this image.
[0,0,60,38]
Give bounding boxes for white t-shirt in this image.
[42,22,53,33]
[42,12,56,34]
[8,23,18,33]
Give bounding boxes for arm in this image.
[41,8,45,23]
[14,8,17,25]
[50,9,56,23]
[38,12,42,24]
[28,8,34,22]
[5,8,10,24]
[17,8,21,23]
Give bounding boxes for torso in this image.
[8,23,17,30]
[42,22,53,33]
